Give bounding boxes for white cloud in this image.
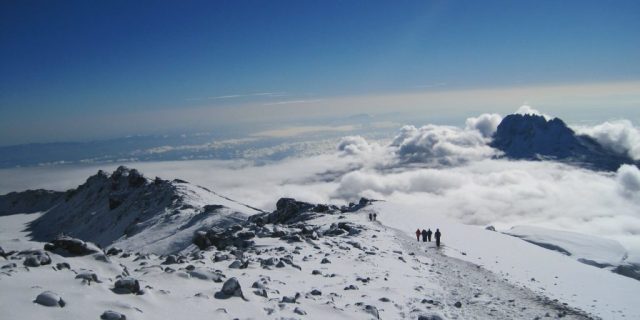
[464,113,502,138]
[617,164,640,198]
[252,125,356,138]
[389,124,497,166]
[574,120,640,160]
[515,105,551,119]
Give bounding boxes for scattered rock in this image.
[321,258,331,264]
[215,277,246,300]
[294,307,307,315]
[44,235,101,256]
[281,293,301,303]
[253,289,268,298]
[163,255,184,265]
[312,269,322,275]
[106,247,123,256]
[34,291,65,307]
[229,260,243,269]
[101,310,127,320]
[363,305,379,319]
[485,225,496,231]
[310,289,322,296]
[454,301,462,308]
[56,262,70,270]
[75,272,101,283]
[418,312,446,320]
[23,250,51,267]
[113,277,141,294]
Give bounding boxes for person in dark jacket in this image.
[415,229,421,242]
[421,229,428,242]
[373,213,377,221]
[434,229,441,247]
[426,229,433,242]
[368,213,373,221]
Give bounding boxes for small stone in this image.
[55,262,70,270]
[294,307,307,315]
[454,301,462,308]
[310,289,322,296]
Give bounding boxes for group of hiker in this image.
[368,213,377,221]
[416,228,441,247]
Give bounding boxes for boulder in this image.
[44,235,101,256]
[34,291,65,307]
[418,312,446,320]
[23,250,51,267]
[113,277,141,294]
[101,310,127,320]
[215,277,246,300]
[75,272,101,283]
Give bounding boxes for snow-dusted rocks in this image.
[22,250,51,267]
[34,291,65,307]
[193,225,255,250]
[21,166,258,254]
[44,235,101,256]
[113,277,141,294]
[215,277,246,300]
[75,271,101,284]
[101,310,127,320]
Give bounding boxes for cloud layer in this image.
[2,108,640,263]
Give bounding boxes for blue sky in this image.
[1,0,639,145]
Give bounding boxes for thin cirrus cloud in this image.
[185,92,287,101]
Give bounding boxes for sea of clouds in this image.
[2,106,640,262]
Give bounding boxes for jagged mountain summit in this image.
[13,166,262,254]
[491,114,638,171]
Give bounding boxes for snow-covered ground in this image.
[2,199,625,320]
[505,225,629,268]
[374,201,640,319]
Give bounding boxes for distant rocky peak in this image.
[491,113,638,171]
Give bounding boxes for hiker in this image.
[368,213,373,221]
[421,229,428,242]
[415,229,421,242]
[373,213,377,221]
[435,229,441,247]
[426,228,432,242]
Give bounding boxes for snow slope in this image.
[9,166,261,254]
[373,201,640,319]
[0,201,594,320]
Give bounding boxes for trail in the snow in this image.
[382,221,597,320]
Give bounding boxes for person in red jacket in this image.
[415,229,421,241]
